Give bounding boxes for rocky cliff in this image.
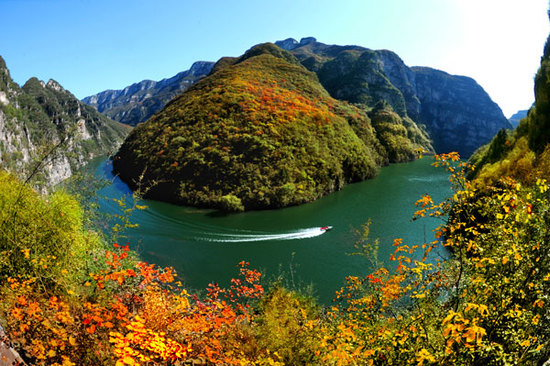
[0,55,129,187]
[411,66,511,156]
[277,38,512,157]
[83,61,214,125]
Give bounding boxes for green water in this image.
[92,157,451,304]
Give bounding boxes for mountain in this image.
[82,61,214,125]
[0,55,129,187]
[508,109,528,128]
[276,37,512,158]
[469,26,550,183]
[113,43,433,211]
[86,38,509,157]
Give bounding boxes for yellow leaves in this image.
[415,194,433,209]
[536,178,548,193]
[442,310,459,325]
[411,291,426,299]
[463,321,486,345]
[520,339,531,348]
[416,348,436,365]
[464,303,489,317]
[68,336,76,346]
[61,356,75,366]
[533,299,544,308]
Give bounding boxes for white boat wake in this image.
[200,227,329,243]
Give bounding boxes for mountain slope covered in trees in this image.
[113,43,432,211]
[276,37,512,157]
[0,56,130,187]
[86,38,510,157]
[469,25,550,184]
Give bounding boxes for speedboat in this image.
[320,226,333,231]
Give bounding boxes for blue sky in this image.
[2,0,549,117]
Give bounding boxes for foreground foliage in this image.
[1,151,549,365]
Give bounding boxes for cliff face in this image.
[0,56,129,187]
[82,61,214,125]
[411,67,511,157]
[279,38,511,158]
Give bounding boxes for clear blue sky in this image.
[2,0,549,117]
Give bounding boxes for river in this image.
[90,157,451,304]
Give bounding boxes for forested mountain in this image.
[276,37,512,157]
[86,38,510,157]
[0,55,129,187]
[113,43,432,211]
[469,25,550,184]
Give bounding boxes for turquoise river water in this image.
[90,157,451,304]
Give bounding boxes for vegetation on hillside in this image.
[114,43,432,211]
[469,13,550,185]
[0,56,129,188]
[2,152,550,365]
[3,9,550,365]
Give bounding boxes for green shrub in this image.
[217,194,245,212]
[0,170,107,294]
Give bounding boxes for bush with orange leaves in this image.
[2,237,277,366]
[3,153,550,365]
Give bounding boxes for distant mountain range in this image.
[82,61,214,126]
[508,109,528,128]
[0,56,129,187]
[84,37,511,158]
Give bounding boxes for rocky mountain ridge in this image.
[82,61,214,125]
[276,38,512,157]
[0,55,129,187]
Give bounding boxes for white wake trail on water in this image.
[200,227,328,243]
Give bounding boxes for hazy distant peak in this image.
[299,37,317,45]
[275,37,317,50]
[188,61,215,75]
[275,38,299,50]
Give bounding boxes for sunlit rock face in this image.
[0,55,129,188]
